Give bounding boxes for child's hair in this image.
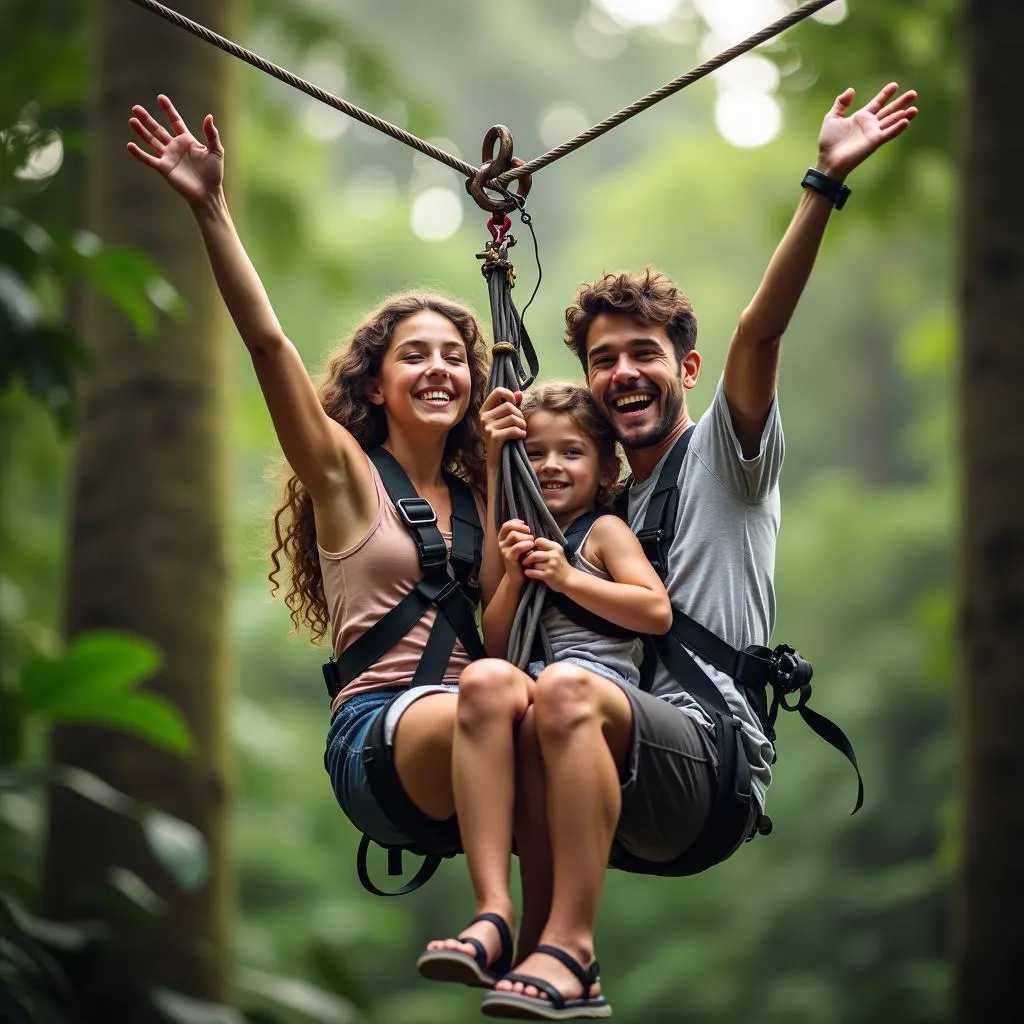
[269,291,489,643]
[520,380,622,511]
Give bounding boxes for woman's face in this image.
[368,310,473,438]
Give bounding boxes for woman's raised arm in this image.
[127,95,371,508]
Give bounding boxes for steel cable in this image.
[125,0,841,197]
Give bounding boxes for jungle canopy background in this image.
[1,1,967,1022]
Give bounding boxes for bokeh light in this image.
[410,186,463,242]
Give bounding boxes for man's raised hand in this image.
[817,82,918,181]
[127,94,224,206]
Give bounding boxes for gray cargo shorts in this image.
[611,682,722,863]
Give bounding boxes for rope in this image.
[123,0,476,178]
[127,0,841,198]
[495,0,840,184]
[480,239,560,669]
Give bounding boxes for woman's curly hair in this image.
[269,292,489,644]
[520,380,622,511]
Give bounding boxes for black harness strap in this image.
[615,426,694,574]
[355,698,461,897]
[322,448,484,700]
[545,512,635,642]
[612,425,863,878]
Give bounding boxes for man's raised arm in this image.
[724,82,918,456]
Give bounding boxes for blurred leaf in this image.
[105,866,166,918]
[237,965,359,1024]
[20,630,160,711]
[0,221,45,283]
[149,987,246,1024]
[19,630,191,752]
[308,939,372,1011]
[1,894,103,951]
[53,764,139,816]
[0,265,39,332]
[59,243,170,337]
[49,693,190,753]
[141,811,209,892]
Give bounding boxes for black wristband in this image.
[801,168,851,210]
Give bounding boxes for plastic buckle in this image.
[636,525,665,572]
[396,497,437,528]
[439,574,472,604]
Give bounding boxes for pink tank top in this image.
[318,457,484,713]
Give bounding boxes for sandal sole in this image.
[416,950,496,989]
[480,992,612,1020]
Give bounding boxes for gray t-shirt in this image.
[624,375,782,810]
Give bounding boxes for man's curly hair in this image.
[564,268,698,371]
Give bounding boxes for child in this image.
[418,382,671,1017]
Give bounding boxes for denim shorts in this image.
[324,689,409,847]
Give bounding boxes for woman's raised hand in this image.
[480,387,527,465]
[127,95,224,207]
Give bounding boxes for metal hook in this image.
[466,125,533,214]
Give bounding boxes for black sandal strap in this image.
[460,936,487,969]
[499,971,567,1010]
[468,912,514,975]
[534,944,600,999]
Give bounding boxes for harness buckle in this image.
[636,525,665,573]
[769,643,813,694]
[396,497,437,528]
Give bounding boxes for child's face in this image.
[524,410,603,526]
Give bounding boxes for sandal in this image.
[416,912,514,990]
[480,944,612,1020]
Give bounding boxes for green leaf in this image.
[141,810,209,891]
[105,866,166,918]
[54,764,139,817]
[60,243,177,338]
[0,265,38,332]
[149,987,245,1024]
[20,630,162,712]
[0,764,51,792]
[46,693,192,755]
[1,894,104,951]
[236,966,359,1024]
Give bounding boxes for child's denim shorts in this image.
[324,689,408,846]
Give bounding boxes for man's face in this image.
[584,313,693,451]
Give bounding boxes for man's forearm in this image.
[738,172,837,345]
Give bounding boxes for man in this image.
[479,82,918,1020]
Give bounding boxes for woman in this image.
[126,94,521,895]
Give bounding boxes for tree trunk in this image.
[43,1,238,1017]
[956,2,1024,1019]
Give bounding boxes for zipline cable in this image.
[495,0,841,184]
[125,0,841,196]
[123,0,476,178]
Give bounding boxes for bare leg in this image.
[423,659,531,967]
[494,663,632,1004]
[393,691,460,820]
[513,705,553,964]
